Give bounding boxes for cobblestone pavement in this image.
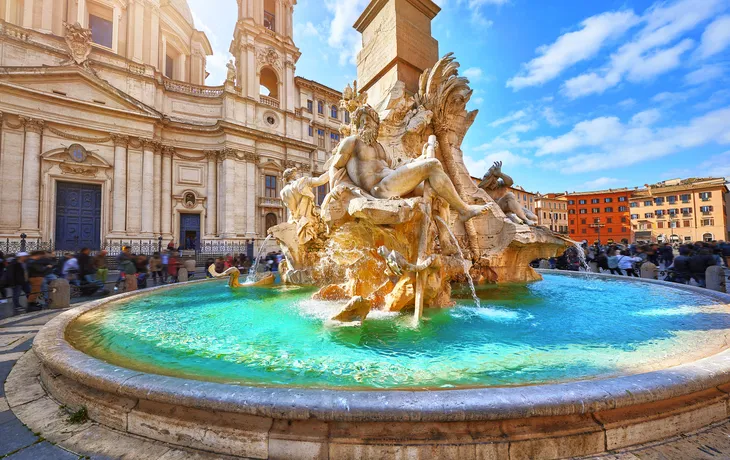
[3,298,730,459]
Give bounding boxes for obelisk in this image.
[354,0,441,108]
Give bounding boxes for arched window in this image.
[265,213,278,232]
[330,105,338,119]
[703,233,714,242]
[259,67,279,99]
[264,0,276,32]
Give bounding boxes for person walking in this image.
[7,253,30,314]
[167,252,180,283]
[670,247,692,284]
[149,252,164,285]
[607,249,622,275]
[26,251,47,311]
[689,248,716,288]
[94,251,109,285]
[117,246,137,292]
[617,250,641,277]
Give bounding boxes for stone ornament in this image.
[257,47,280,70]
[21,117,45,134]
[110,134,129,147]
[183,192,197,209]
[63,22,93,65]
[59,164,98,177]
[66,143,88,163]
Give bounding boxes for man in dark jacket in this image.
[670,246,692,284]
[7,253,30,314]
[689,248,716,288]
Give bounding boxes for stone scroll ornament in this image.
[63,22,93,65]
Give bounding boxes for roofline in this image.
[295,76,342,98]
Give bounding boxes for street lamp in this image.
[589,218,606,245]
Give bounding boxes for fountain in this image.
[24,2,730,459]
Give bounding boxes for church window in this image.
[265,175,278,198]
[165,55,174,79]
[89,13,113,49]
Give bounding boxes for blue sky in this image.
[188,0,730,194]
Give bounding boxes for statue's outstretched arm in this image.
[499,172,514,188]
[311,170,330,187]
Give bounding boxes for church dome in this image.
[170,0,195,27]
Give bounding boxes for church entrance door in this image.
[55,182,102,251]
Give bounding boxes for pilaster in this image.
[110,134,129,235]
[19,117,44,235]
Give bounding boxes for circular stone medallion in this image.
[67,143,88,163]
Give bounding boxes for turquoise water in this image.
[67,275,730,389]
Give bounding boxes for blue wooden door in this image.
[179,214,200,250]
[55,182,102,251]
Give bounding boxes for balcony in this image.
[259,196,283,208]
[260,95,280,109]
[264,11,275,32]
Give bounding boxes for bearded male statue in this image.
[478,161,538,226]
[327,105,493,222]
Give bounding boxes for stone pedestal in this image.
[706,266,727,293]
[49,279,70,309]
[354,0,440,107]
[641,263,658,280]
[178,268,188,283]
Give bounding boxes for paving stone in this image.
[1,396,10,412]
[0,417,39,457]
[61,424,171,459]
[12,396,90,443]
[0,407,16,425]
[6,441,79,460]
[157,447,240,459]
[4,352,45,408]
[0,352,26,363]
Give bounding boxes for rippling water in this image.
[66,274,730,389]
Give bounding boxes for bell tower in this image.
[230,0,300,113]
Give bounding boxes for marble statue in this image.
[328,105,493,223]
[479,161,538,226]
[226,60,236,84]
[280,167,328,245]
[266,52,570,324]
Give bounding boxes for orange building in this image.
[564,189,632,244]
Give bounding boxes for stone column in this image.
[40,0,53,33]
[152,143,162,235]
[206,151,217,237]
[179,53,187,82]
[161,146,173,237]
[245,152,258,237]
[76,0,85,25]
[285,61,296,112]
[22,0,33,28]
[19,118,44,234]
[112,4,121,53]
[148,2,159,67]
[141,140,155,236]
[131,0,144,63]
[110,135,128,234]
[161,35,167,74]
[218,149,237,238]
[246,44,257,98]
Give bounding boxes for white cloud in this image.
[534,106,730,173]
[191,11,231,85]
[630,109,661,126]
[579,177,627,190]
[463,67,484,81]
[472,97,485,105]
[698,150,730,178]
[325,0,369,65]
[618,98,636,109]
[684,64,726,86]
[464,150,533,177]
[489,110,526,127]
[542,107,563,126]
[562,0,726,99]
[697,15,730,59]
[507,10,639,90]
[295,21,320,39]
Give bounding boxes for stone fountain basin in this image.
[33,273,730,459]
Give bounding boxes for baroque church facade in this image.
[0,0,345,252]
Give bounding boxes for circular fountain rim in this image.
[34,272,730,423]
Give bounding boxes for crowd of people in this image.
[547,240,730,288]
[0,240,288,317]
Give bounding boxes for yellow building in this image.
[629,178,730,244]
[509,186,537,213]
[535,194,569,234]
